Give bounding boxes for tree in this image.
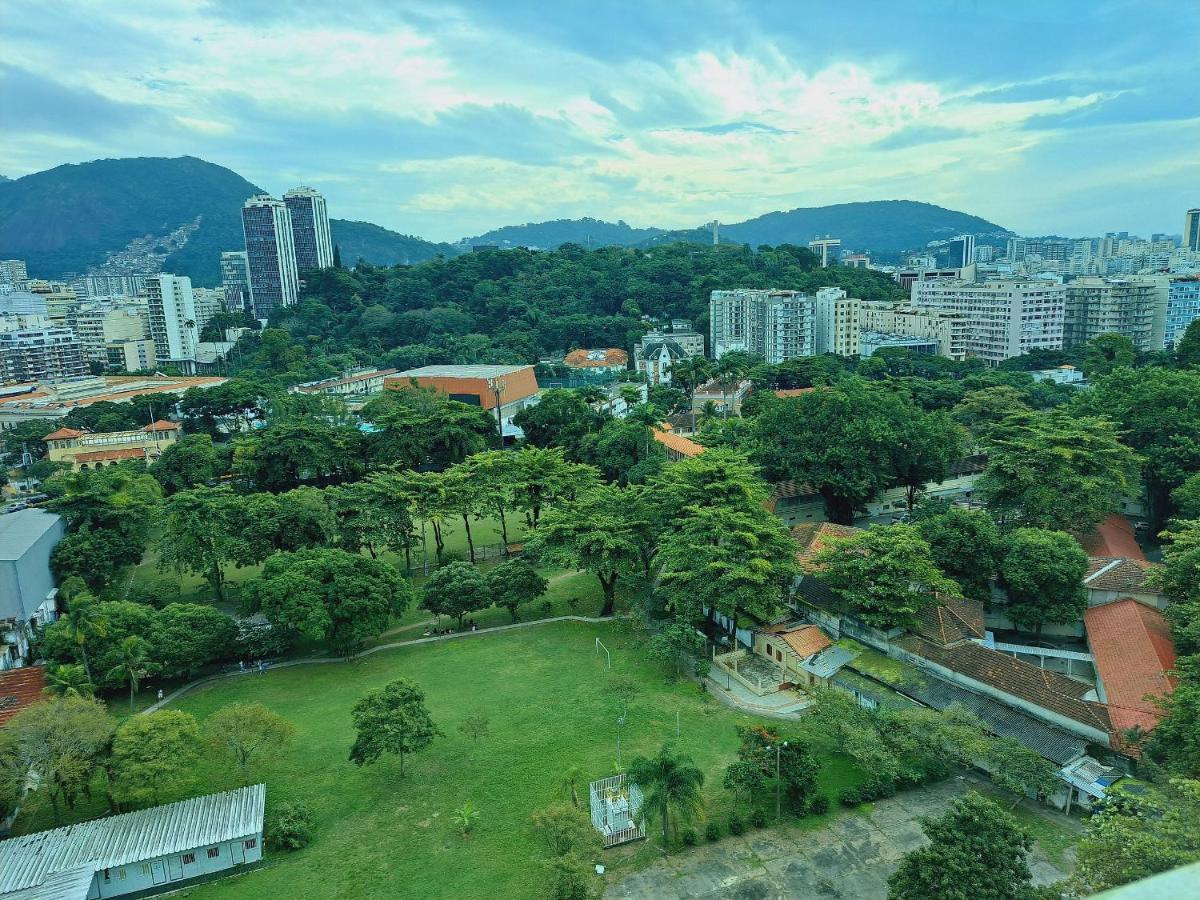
[978,411,1138,532]
[452,801,480,836]
[443,467,487,562]
[0,695,113,824]
[627,744,706,847]
[151,433,220,494]
[151,603,238,679]
[458,713,490,744]
[242,487,338,560]
[461,450,519,545]
[111,710,201,806]
[1171,473,1200,521]
[647,621,704,680]
[669,356,714,432]
[327,479,415,561]
[753,380,909,523]
[915,504,1005,604]
[51,528,145,593]
[157,487,253,603]
[1070,779,1200,896]
[656,504,796,635]
[950,386,1033,442]
[205,702,296,783]
[1084,332,1136,377]
[487,558,548,622]
[105,635,152,711]
[509,447,601,528]
[60,592,108,684]
[811,525,960,630]
[244,549,414,654]
[890,411,964,510]
[1146,656,1200,776]
[525,485,643,617]
[998,528,1089,632]
[723,759,766,806]
[349,678,444,776]
[530,803,600,856]
[44,663,95,698]
[1176,318,1200,367]
[1149,519,1200,608]
[234,418,367,490]
[649,447,768,519]
[512,388,603,456]
[888,793,1041,900]
[421,561,491,628]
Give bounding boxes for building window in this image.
[182,853,196,865]
[245,838,257,850]
[207,847,220,859]
[141,864,151,876]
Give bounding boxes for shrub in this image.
[267,800,315,851]
[808,795,830,816]
[749,808,766,828]
[705,821,721,842]
[839,786,863,807]
[681,827,697,846]
[728,813,745,835]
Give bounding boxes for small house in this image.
[0,784,265,898]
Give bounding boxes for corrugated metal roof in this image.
[800,646,857,680]
[0,509,62,561]
[0,785,264,895]
[0,865,94,900]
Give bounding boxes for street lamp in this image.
[776,740,789,821]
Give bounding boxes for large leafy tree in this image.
[1083,332,1136,377]
[627,744,705,847]
[48,464,161,569]
[105,635,152,712]
[327,479,415,562]
[753,379,909,524]
[525,484,644,616]
[349,678,444,776]
[241,486,338,561]
[151,433,221,494]
[950,386,1033,442]
[811,525,960,630]
[509,446,601,528]
[0,695,114,824]
[421,561,491,628]
[234,419,367,490]
[649,447,768,520]
[511,388,604,456]
[157,486,254,603]
[487,558,548,622]
[1147,657,1200,776]
[888,793,1042,900]
[915,503,1005,605]
[151,603,238,679]
[997,528,1089,633]
[205,702,296,785]
[365,387,497,470]
[112,710,201,806]
[244,549,414,653]
[978,410,1138,532]
[51,527,145,593]
[460,450,520,546]
[890,411,964,510]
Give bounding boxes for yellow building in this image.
[44,420,181,471]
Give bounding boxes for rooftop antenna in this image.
[710,221,720,245]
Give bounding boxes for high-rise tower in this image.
[241,195,299,318]
[283,186,334,271]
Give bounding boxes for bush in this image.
[840,779,896,807]
[681,827,697,846]
[267,800,315,851]
[705,821,721,842]
[808,795,830,816]
[728,813,744,835]
[839,786,864,807]
[749,808,766,828]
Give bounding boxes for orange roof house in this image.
[42,426,85,441]
[1084,599,1178,742]
[384,364,538,411]
[791,522,861,570]
[0,665,47,727]
[653,424,704,460]
[1078,515,1145,561]
[762,623,833,658]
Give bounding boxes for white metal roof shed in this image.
[0,784,265,896]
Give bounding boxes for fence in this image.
[399,542,511,576]
[589,774,645,848]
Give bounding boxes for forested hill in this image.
[278,242,907,371]
[460,201,1010,256]
[0,156,456,284]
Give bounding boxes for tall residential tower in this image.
[241,195,299,319]
[283,186,334,271]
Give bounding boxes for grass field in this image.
[14,622,866,899]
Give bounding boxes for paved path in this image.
[140,614,615,715]
[704,672,811,720]
[605,775,1077,899]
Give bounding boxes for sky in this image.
[2,0,1198,242]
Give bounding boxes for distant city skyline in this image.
[1,0,1197,242]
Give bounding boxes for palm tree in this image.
[62,592,108,684]
[451,801,480,836]
[44,663,95,698]
[106,635,151,711]
[670,357,714,433]
[627,744,706,847]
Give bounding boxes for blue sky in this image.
[2,0,1197,241]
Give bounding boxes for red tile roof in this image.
[564,348,628,368]
[773,388,817,398]
[73,447,151,463]
[0,665,47,727]
[1084,557,1160,594]
[1078,515,1145,561]
[791,522,861,570]
[43,427,85,440]
[764,624,833,658]
[142,420,180,432]
[913,596,987,646]
[653,424,705,459]
[1084,599,1177,740]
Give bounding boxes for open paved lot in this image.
[606,776,1077,899]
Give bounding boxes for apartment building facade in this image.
[1165,277,1200,348]
[710,289,814,363]
[859,302,970,360]
[70,303,149,362]
[909,279,1066,365]
[812,288,861,357]
[241,195,299,318]
[283,186,334,271]
[145,275,198,365]
[1063,276,1168,352]
[0,323,87,381]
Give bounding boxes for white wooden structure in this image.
[589,774,645,848]
[0,784,265,899]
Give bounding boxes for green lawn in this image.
[13,622,866,899]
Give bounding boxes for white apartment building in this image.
[1063,276,1168,352]
[70,303,149,362]
[909,279,1066,365]
[145,274,198,365]
[283,186,334,271]
[859,302,970,360]
[1165,277,1200,348]
[710,289,814,363]
[812,287,861,357]
[0,259,29,286]
[191,288,226,333]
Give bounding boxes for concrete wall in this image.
[0,513,64,622]
[89,830,263,898]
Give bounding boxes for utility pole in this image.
[775,740,789,821]
[487,377,506,442]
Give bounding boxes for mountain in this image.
[0,157,456,285]
[463,201,1010,257]
[462,217,665,249]
[331,219,458,267]
[0,174,10,183]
